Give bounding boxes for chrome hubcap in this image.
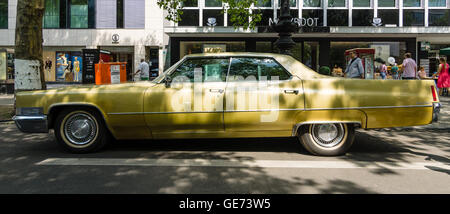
[64,113,97,145]
[311,124,345,148]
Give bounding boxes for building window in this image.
[256,9,275,26]
[429,0,447,7]
[378,0,396,7]
[378,9,399,25]
[353,0,371,7]
[70,0,89,28]
[256,0,272,7]
[403,9,424,26]
[44,0,60,28]
[277,9,299,18]
[277,0,297,7]
[352,9,374,26]
[303,9,323,26]
[328,0,346,7]
[403,0,421,7]
[179,10,200,26]
[117,0,124,28]
[327,10,348,26]
[429,10,450,26]
[205,0,222,7]
[182,0,198,7]
[0,0,8,29]
[303,0,321,7]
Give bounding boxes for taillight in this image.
[431,85,437,102]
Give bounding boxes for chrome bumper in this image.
[432,102,441,123]
[12,115,48,133]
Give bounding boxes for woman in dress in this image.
[434,57,450,96]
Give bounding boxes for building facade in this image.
[1,0,450,88]
[0,0,167,85]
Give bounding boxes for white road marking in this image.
[35,158,450,170]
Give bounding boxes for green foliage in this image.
[157,0,271,30]
[319,66,331,76]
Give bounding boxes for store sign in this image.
[112,34,120,44]
[421,42,431,51]
[110,65,121,84]
[269,17,320,27]
[82,49,99,84]
[372,17,382,27]
[207,18,217,27]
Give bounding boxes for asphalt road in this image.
[0,97,449,194]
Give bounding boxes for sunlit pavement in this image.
[0,97,448,194]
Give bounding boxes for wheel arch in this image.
[47,103,116,139]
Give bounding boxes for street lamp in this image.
[273,0,298,55]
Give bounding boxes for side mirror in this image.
[164,76,172,88]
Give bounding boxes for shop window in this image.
[182,0,198,7]
[303,0,321,7]
[429,10,450,26]
[378,9,399,25]
[0,0,7,29]
[378,0,396,7]
[170,58,229,82]
[179,10,199,26]
[403,0,421,7]
[304,42,319,71]
[403,9,424,26]
[256,9,274,26]
[256,42,272,53]
[352,9,374,26]
[205,0,222,7]
[70,0,88,28]
[328,0,346,7]
[277,0,297,7]
[203,10,224,26]
[429,0,447,7]
[353,0,371,7]
[327,10,348,26]
[229,58,291,81]
[302,10,323,26]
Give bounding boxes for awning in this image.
[439,47,450,55]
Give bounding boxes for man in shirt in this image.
[134,59,150,81]
[401,53,417,80]
[344,51,364,79]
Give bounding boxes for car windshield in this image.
[151,58,185,83]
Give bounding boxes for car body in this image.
[13,52,441,155]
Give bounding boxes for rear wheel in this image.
[297,123,355,156]
[54,108,109,153]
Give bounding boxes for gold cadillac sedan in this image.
[13,52,441,156]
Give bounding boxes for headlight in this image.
[16,107,44,116]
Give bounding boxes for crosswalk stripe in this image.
[35,158,450,170]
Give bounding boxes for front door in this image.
[144,57,229,138]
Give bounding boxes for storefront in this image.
[169,36,415,73]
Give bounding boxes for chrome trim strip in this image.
[13,115,48,133]
[107,105,432,115]
[13,115,47,120]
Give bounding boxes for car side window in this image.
[228,57,291,81]
[169,58,229,82]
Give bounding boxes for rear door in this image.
[224,57,304,133]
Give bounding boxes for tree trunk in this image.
[14,0,46,92]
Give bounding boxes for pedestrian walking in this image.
[434,57,450,96]
[391,63,399,80]
[401,53,417,80]
[379,61,387,80]
[344,51,364,79]
[134,59,150,81]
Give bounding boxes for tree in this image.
[14,0,46,92]
[157,0,269,30]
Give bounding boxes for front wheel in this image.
[297,123,355,156]
[54,108,109,153]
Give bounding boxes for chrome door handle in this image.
[210,89,224,93]
[284,89,299,94]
